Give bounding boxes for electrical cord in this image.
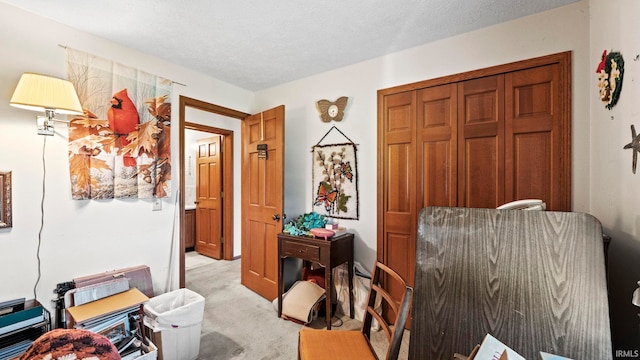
[329,265,349,328]
[33,135,46,302]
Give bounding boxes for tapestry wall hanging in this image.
[66,48,172,200]
[312,126,359,220]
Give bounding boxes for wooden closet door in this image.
[377,53,572,316]
[378,91,416,290]
[457,75,505,208]
[505,64,568,210]
[417,84,458,208]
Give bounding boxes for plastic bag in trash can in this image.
[144,288,205,330]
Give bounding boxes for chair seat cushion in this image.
[299,328,377,360]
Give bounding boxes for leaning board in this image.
[409,207,612,359]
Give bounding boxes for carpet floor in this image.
[185,253,409,359]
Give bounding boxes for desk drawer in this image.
[281,240,320,261]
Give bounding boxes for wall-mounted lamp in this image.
[8,73,83,301]
[9,72,83,136]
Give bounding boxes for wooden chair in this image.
[298,261,413,360]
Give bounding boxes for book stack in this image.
[66,288,152,359]
[51,265,156,360]
[0,298,50,360]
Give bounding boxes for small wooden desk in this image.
[277,232,354,329]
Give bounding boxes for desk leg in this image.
[278,256,284,319]
[348,259,354,319]
[325,265,332,330]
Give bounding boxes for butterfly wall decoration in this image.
[316,96,348,122]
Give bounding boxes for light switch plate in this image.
[153,198,162,211]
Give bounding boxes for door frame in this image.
[179,96,249,288]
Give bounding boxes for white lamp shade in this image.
[9,72,83,115]
[633,281,640,307]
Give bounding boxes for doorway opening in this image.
[179,96,249,288]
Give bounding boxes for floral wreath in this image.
[596,50,624,110]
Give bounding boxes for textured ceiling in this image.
[2,0,579,91]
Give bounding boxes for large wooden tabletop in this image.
[409,206,612,359]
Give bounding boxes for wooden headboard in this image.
[409,206,612,359]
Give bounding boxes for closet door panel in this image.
[463,137,500,208]
[512,133,551,201]
[505,63,568,210]
[417,84,457,208]
[378,91,416,288]
[458,75,505,208]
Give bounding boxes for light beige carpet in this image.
[185,255,410,359]
[185,250,217,271]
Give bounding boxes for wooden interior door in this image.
[241,105,285,301]
[195,135,223,259]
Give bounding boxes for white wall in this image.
[184,129,211,208]
[254,1,591,269]
[0,2,253,309]
[589,0,640,354]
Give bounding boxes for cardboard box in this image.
[136,339,158,360]
[74,265,154,298]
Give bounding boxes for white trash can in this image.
[143,288,205,360]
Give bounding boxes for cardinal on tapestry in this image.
[66,48,172,199]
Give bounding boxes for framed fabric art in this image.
[312,141,359,220]
[66,47,172,200]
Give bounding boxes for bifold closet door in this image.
[417,83,458,208]
[505,63,568,210]
[378,90,417,291]
[457,75,505,209]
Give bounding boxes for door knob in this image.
[272,214,280,222]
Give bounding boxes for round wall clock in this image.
[316,96,348,122]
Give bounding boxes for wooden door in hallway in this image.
[241,105,285,301]
[196,135,223,259]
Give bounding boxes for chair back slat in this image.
[368,307,393,340]
[361,261,413,360]
[372,284,399,315]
